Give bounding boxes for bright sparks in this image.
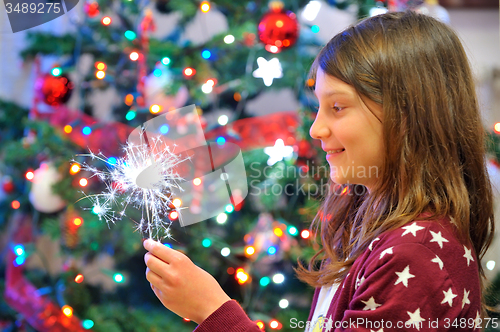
[75,130,189,240]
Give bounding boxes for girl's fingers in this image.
[145,266,163,287]
[143,239,184,265]
[144,252,168,276]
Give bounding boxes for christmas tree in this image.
[2,0,487,331]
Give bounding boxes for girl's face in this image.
[309,68,384,192]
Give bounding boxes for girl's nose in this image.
[309,111,331,140]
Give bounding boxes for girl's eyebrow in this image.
[313,90,350,98]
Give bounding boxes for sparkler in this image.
[75,129,189,240]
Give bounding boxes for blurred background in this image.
[0,0,499,331]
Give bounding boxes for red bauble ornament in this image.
[37,74,74,106]
[3,178,15,194]
[257,5,299,53]
[84,1,99,17]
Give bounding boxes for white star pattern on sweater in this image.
[429,230,449,248]
[401,222,425,237]
[379,247,393,260]
[406,308,426,331]
[463,246,474,266]
[441,288,457,307]
[361,296,382,311]
[394,265,415,287]
[369,237,380,251]
[355,273,365,290]
[462,289,470,309]
[431,255,444,270]
[303,219,480,332]
[474,311,481,329]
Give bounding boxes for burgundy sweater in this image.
[194,215,482,331]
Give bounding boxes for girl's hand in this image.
[143,239,231,324]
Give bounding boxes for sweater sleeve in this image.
[334,243,479,332]
[193,300,262,332]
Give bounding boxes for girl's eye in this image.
[333,106,343,112]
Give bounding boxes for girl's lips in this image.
[326,149,345,159]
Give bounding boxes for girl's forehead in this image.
[314,70,355,98]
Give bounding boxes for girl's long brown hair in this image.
[294,11,495,318]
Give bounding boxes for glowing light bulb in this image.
[96,70,105,79]
[62,305,73,317]
[113,273,124,283]
[75,274,84,283]
[51,67,62,76]
[200,1,210,12]
[272,273,284,284]
[202,50,211,59]
[260,276,270,286]
[217,136,226,145]
[82,126,92,135]
[73,217,83,226]
[495,123,500,134]
[224,35,235,44]
[13,245,24,256]
[269,319,281,329]
[95,62,106,70]
[25,171,34,180]
[279,299,289,308]
[124,30,136,40]
[70,163,80,174]
[201,83,213,94]
[202,238,212,247]
[126,110,136,121]
[245,246,255,255]
[82,320,94,329]
[216,213,227,224]
[130,52,139,61]
[102,16,111,25]
[150,104,161,114]
[183,67,195,77]
[221,247,230,256]
[218,115,228,126]
[125,94,134,105]
[487,260,496,270]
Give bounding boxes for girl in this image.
[143,10,495,331]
